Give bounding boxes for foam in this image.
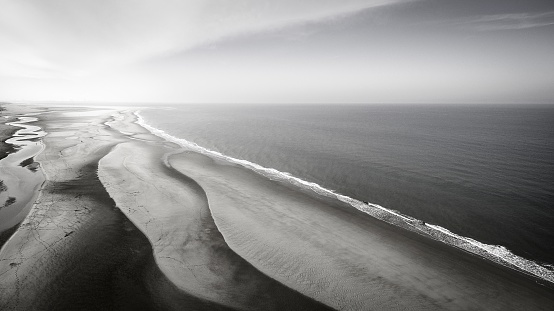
[134,110,554,284]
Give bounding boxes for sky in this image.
[0,0,553,104]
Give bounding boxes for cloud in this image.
[457,11,554,31]
[0,0,407,79]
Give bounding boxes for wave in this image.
[134,110,554,285]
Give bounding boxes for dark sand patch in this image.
[0,226,18,248]
[18,157,34,167]
[1,196,16,208]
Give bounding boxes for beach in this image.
[1,103,553,310]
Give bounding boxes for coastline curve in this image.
[134,110,554,285]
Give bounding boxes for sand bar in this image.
[99,111,331,310]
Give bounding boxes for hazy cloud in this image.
[0,0,407,79]
[459,11,554,31]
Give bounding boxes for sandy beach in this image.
[1,103,553,310]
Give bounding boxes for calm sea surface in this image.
[141,104,554,265]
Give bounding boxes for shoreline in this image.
[135,109,554,285]
[167,149,554,310]
[0,103,553,310]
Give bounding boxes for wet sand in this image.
[0,114,18,247]
[0,106,209,310]
[0,105,327,310]
[1,104,553,310]
[0,106,46,247]
[0,106,155,310]
[0,116,46,235]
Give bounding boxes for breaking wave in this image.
[135,110,554,284]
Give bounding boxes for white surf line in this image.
[133,110,554,285]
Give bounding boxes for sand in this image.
[98,112,331,310]
[0,106,202,310]
[1,104,553,310]
[0,106,157,310]
[0,106,47,247]
[0,106,326,310]
[0,116,46,236]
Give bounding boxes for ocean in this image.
[139,104,554,269]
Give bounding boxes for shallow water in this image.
[0,116,46,233]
